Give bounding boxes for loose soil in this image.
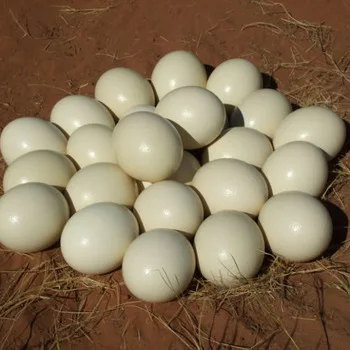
[0,0,349,349]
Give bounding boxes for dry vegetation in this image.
[0,1,349,349]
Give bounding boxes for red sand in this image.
[0,1,349,349]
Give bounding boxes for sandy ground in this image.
[0,0,349,349]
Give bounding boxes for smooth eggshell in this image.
[262,141,328,197]
[67,124,117,168]
[133,180,204,239]
[3,150,77,192]
[206,58,263,112]
[194,210,265,287]
[151,50,207,100]
[65,163,139,212]
[112,111,183,182]
[0,117,67,165]
[273,106,346,160]
[95,67,155,119]
[258,191,333,262]
[122,228,196,303]
[192,158,269,217]
[202,127,273,168]
[0,183,69,253]
[155,86,226,150]
[168,151,201,184]
[229,89,292,138]
[50,95,115,136]
[124,104,156,117]
[61,202,139,274]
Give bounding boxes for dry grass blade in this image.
[52,5,118,15]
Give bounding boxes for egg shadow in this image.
[204,64,215,79]
[262,73,278,90]
[321,201,348,257]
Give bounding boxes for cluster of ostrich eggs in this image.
[0,50,347,303]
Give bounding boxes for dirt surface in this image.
[0,0,350,349]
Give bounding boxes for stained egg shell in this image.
[112,111,183,182]
[61,202,139,275]
[122,228,196,303]
[0,183,69,253]
[194,210,265,287]
[273,106,346,161]
[151,50,207,100]
[95,67,155,119]
[50,95,115,136]
[3,150,77,192]
[155,86,226,150]
[0,117,67,165]
[258,191,333,262]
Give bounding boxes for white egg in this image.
[61,203,139,275]
[50,95,115,136]
[258,191,333,262]
[65,163,139,212]
[112,111,183,182]
[206,58,263,112]
[3,150,77,192]
[262,141,328,197]
[95,67,155,119]
[155,86,226,150]
[192,158,268,217]
[229,89,292,138]
[273,106,346,160]
[67,124,117,169]
[168,151,200,184]
[151,50,207,100]
[122,228,196,302]
[194,210,265,287]
[123,104,156,117]
[0,183,69,253]
[0,117,67,165]
[202,127,273,169]
[133,180,204,239]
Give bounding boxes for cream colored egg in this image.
[137,181,153,192]
[61,203,139,274]
[155,86,226,150]
[229,89,292,138]
[133,180,204,239]
[168,151,200,184]
[258,191,332,262]
[95,67,155,119]
[192,158,268,217]
[206,58,263,112]
[273,106,346,160]
[122,228,196,302]
[0,117,67,165]
[65,163,139,212]
[151,50,207,100]
[124,104,156,117]
[50,95,115,136]
[194,210,265,287]
[0,183,69,253]
[67,124,117,169]
[262,141,328,197]
[202,127,273,169]
[112,111,183,182]
[3,150,77,192]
